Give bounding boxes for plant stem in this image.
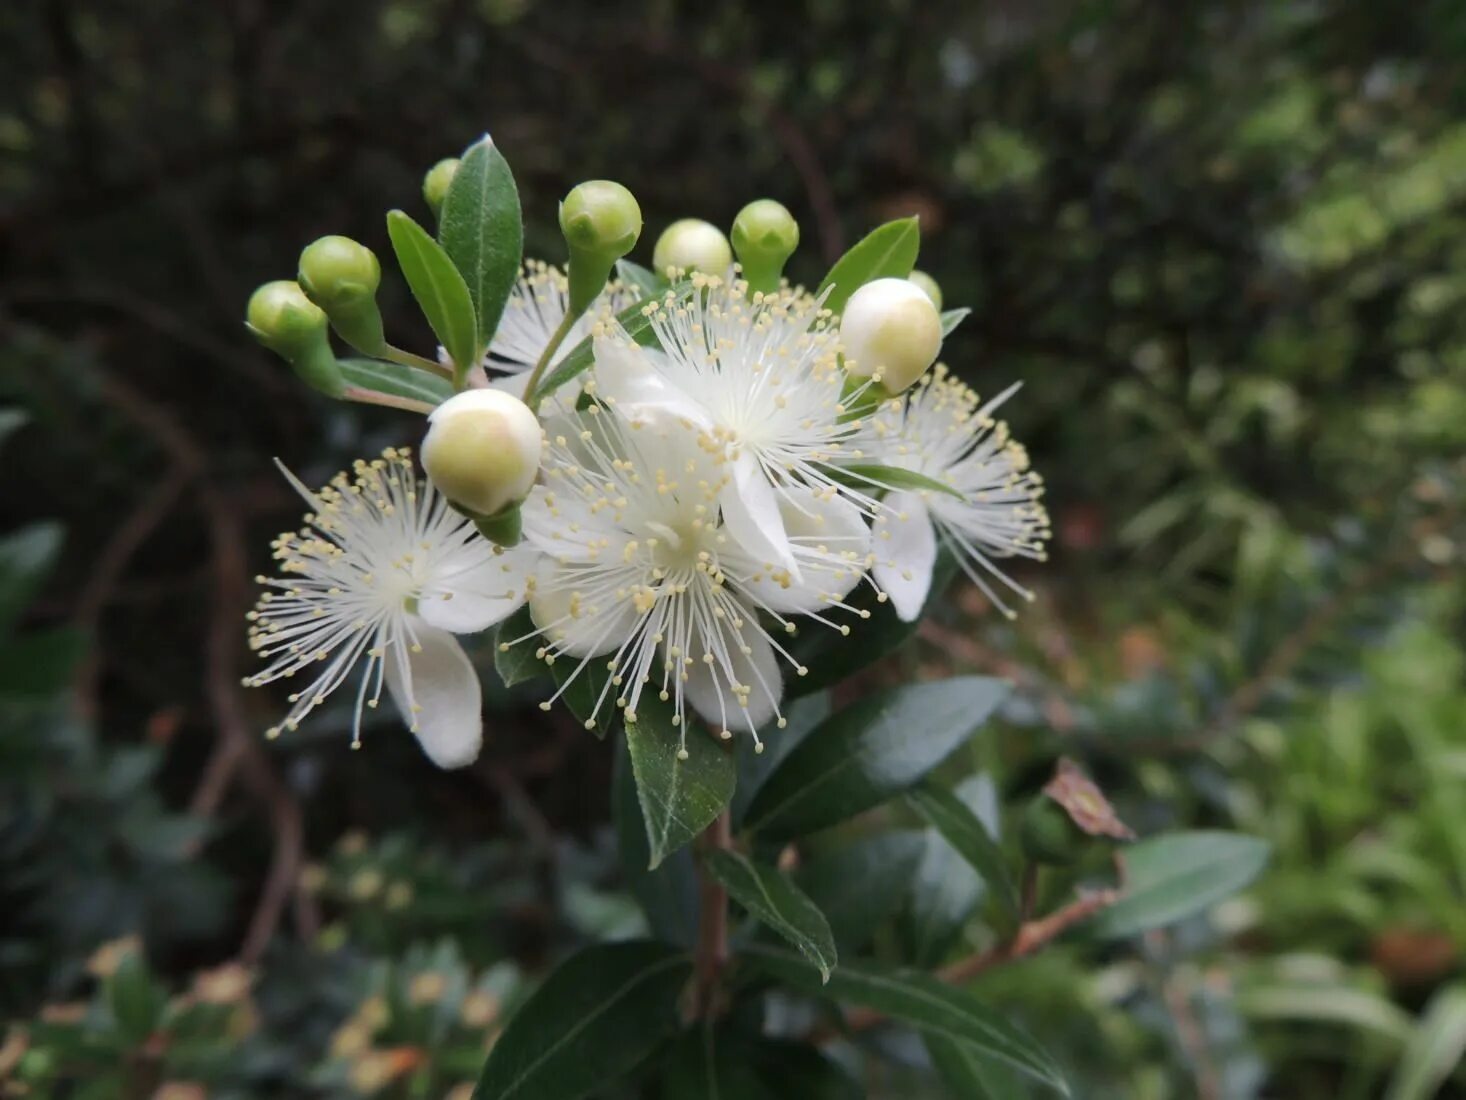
[521,311,578,410]
[692,808,733,1018]
[341,385,435,415]
[381,343,453,379]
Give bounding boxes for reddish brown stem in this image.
[692,809,733,1019]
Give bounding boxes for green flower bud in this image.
[1019,796,1087,866]
[652,218,733,278]
[839,277,943,394]
[908,269,943,310]
[298,236,386,356]
[559,180,642,314]
[423,157,460,219]
[421,390,542,523]
[731,199,799,294]
[245,280,344,397]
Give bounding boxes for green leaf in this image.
[493,608,546,688]
[107,951,167,1045]
[705,849,837,981]
[338,357,453,407]
[615,258,666,299]
[926,1035,1032,1100]
[1091,830,1271,938]
[0,408,28,449]
[939,307,971,337]
[743,944,1069,1095]
[386,209,480,375]
[747,1040,862,1100]
[732,692,830,827]
[906,782,1020,931]
[785,552,958,697]
[626,704,737,868]
[0,626,88,699]
[816,217,921,315]
[905,773,1000,966]
[1236,983,1414,1047]
[797,831,926,952]
[439,134,523,347]
[0,522,63,637]
[1384,984,1466,1100]
[660,1026,772,1100]
[613,732,698,947]
[492,606,620,737]
[537,295,659,397]
[473,941,690,1100]
[826,462,965,501]
[741,677,1010,839]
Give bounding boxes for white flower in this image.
[478,261,636,397]
[508,405,871,753]
[867,367,1049,621]
[589,273,881,579]
[244,448,534,767]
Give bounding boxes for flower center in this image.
[645,519,708,571]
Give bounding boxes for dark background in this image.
[3,1,1466,1096]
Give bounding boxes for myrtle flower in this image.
[507,404,871,752]
[590,273,881,578]
[244,448,534,767]
[867,367,1049,620]
[479,260,636,397]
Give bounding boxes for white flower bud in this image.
[421,390,542,517]
[838,277,943,394]
[652,219,733,277]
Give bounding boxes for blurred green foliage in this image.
[3,0,1466,1096]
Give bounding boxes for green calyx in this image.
[298,236,386,356]
[731,199,799,294]
[908,268,943,310]
[1019,796,1087,866]
[559,180,642,315]
[245,280,344,397]
[423,157,460,220]
[455,499,524,548]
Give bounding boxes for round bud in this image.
[838,277,943,394]
[1019,796,1086,867]
[652,218,733,277]
[246,281,344,396]
[423,158,460,219]
[731,199,799,293]
[299,236,381,305]
[421,390,542,518]
[559,180,642,261]
[908,269,943,310]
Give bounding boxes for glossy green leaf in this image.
[940,307,971,337]
[816,217,921,314]
[905,773,1000,966]
[660,1026,772,1099]
[927,1034,1032,1100]
[473,941,690,1100]
[906,781,1020,930]
[613,732,698,947]
[387,209,480,375]
[626,705,737,868]
[741,677,1010,839]
[1091,830,1271,938]
[797,831,926,951]
[825,463,965,501]
[338,357,453,407]
[493,608,547,689]
[439,134,523,347]
[732,692,830,827]
[1384,984,1466,1100]
[785,552,958,697]
[0,522,63,637]
[743,944,1069,1095]
[706,849,837,981]
[615,258,666,299]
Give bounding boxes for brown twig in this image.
[691,809,733,1020]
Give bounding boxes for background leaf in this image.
[741,677,1010,839]
[1091,830,1271,938]
[1384,984,1466,1100]
[939,307,971,336]
[613,733,698,947]
[473,941,690,1100]
[386,209,480,374]
[439,134,523,347]
[0,522,63,636]
[815,217,921,314]
[797,831,926,952]
[906,780,1020,931]
[904,774,1001,966]
[732,692,830,827]
[705,849,836,981]
[927,1034,1033,1100]
[338,357,453,406]
[827,463,966,500]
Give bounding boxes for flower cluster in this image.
[245,165,1048,767]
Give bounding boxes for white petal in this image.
[720,451,799,578]
[418,545,536,633]
[683,627,782,734]
[385,624,483,769]
[872,491,936,622]
[527,565,636,659]
[592,333,711,428]
[736,488,870,614]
